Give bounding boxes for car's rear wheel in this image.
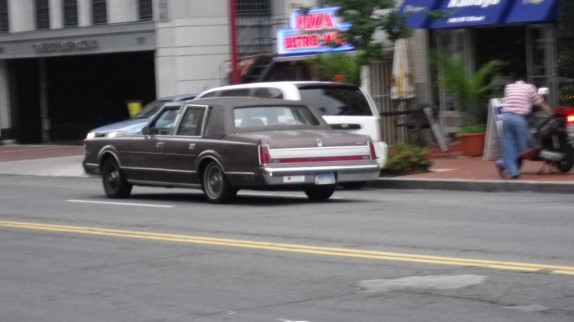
[102,157,132,198]
[304,185,336,201]
[202,162,237,203]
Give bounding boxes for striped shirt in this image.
[502,81,543,115]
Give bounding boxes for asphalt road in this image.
[1,175,574,321]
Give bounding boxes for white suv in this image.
[196,81,387,168]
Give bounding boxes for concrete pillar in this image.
[50,0,63,29]
[108,0,137,23]
[77,0,91,26]
[9,0,34,32]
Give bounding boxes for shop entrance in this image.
[433,24,556,134]
[10,51,156,143]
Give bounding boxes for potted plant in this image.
[431,51,503,156]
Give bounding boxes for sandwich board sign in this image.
[483,98,505,160]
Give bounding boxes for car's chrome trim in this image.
[120,167,253,176]
[123,166,162,172]
[164,169,197,174]
[264,163,379,175]
[226,171,255,176]
[127,179,202,189]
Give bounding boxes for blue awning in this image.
[430,0,514,29]
[398,0,442,29]
[505,0,558,24]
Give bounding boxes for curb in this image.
[368,178,574,194]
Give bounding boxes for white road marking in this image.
[67,199,174,208]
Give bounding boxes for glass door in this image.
[434,29,474,135]
[526,25,557,105]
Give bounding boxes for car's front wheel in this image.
[102,157,132,198]
[202,162,237,203]
[304,185,336,201]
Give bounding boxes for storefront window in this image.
[139,0,153,21]
[557,2,574,107]
[0,0,8,33]
[92,0,107,25]
[237,0,270,16]
[36,0,50,30]
[63,0,78,27]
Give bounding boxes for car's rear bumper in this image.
[261,164,380,185]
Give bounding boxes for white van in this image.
[196,81,388,168]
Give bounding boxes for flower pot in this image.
[456,132,485,157]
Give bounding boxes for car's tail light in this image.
[259,145,271,165]
[566,115,574,124]
[369,141,377,160]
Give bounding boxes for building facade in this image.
[0,0,317,143]
[398,0,567,135]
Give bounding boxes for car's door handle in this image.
[189,143,196,150]
[156,142,165,148]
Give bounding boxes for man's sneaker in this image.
[495,163,510,179]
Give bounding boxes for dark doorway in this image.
[474,26,527,83]
[9,51,156,143]
[10,59,42,144]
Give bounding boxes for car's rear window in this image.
[234,105,320,128]
[298,86,373,116]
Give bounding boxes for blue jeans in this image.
[497,113,530,177]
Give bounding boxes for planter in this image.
[456,132,485,157]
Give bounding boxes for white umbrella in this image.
[390,38,416,100]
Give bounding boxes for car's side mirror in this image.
[142,126,152,135]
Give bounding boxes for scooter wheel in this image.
[552,141,574,173]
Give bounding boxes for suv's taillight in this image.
[369,141,377,160]
[259,145,271,165]
[566,115,574,124]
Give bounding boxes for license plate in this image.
[315,173,336,185]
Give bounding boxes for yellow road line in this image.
[1,220,573,276]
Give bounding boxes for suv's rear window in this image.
[233,105,320,128]
[298,86,373,116]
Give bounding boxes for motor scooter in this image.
[520,88,574,173]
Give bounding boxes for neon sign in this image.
[277,7,354,56]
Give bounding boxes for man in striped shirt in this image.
[496,80,553,179]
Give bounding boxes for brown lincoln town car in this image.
[83,97,380,203]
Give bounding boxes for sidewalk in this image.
[0,144,86,177]
[378,152,574,194]
[1,144,574,193]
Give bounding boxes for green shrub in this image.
[386,143,432,173]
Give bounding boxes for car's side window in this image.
[298,87,373,116]
[234,106,319,128]
[177,107,205,136]
[151,108,178,135]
